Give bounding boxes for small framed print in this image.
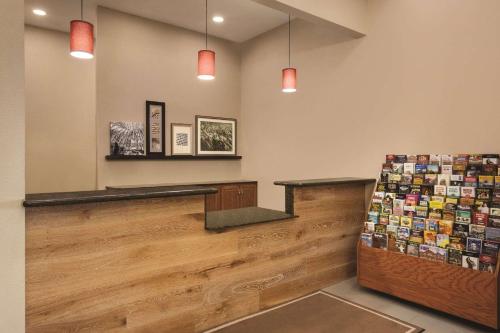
[171,123,193,155]
[145,101,166,156]
[195,116,237,155]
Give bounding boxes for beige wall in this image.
[25,26,97,193]
[25,1,500,207]
[241,0,500,210]
[97,7,242,188]
[0,0,25,331]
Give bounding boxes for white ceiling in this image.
[24,0,289,43]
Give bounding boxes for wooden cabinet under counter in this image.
[106,180,258,212]
[205,181,258,211]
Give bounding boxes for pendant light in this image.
[70,0,94,59]
[198,0,215,80]
[282,15,296,93]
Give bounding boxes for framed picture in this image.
[171,123,193,155]
[195,116,237,155]
[110,122,145,156]
[145,101,166,156]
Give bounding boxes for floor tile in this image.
[323,278,495,333]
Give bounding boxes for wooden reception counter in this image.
[24,177,375,332]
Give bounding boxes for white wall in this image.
[0,0,25,331]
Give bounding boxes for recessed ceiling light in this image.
[33,9,47,16]
[212,16,224,23]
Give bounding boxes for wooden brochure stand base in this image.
[357,242,500,329]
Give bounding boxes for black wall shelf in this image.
[105,155,242,161]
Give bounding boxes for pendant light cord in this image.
[81,0,83,20]
[288,14,291,67]
[205,0,208,49]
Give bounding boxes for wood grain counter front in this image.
[25,178,375,332]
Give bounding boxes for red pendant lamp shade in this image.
[282,67,297,93]
[70,20,94,59]
[197,49,215,80]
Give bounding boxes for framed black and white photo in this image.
[195,116,236,155]
[171,123,193,156]
[110,122,145,156]
[145,101,166,156]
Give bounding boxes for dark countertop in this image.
[274,177,377,187]
[106,180,257,189]
[206,207,295,231]
[23,185,217,208]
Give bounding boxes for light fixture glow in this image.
[198,75,215,81]
[212,16,224,23]
[33,9,47,16]
[282,14,297,93]
[198,0,216,80]
[70,50,94,59]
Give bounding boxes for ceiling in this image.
[24,0,289,43]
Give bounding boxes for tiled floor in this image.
[323,278,496,333]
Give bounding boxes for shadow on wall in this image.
[292,18,364,53]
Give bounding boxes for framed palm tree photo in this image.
[195,116,236,156]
